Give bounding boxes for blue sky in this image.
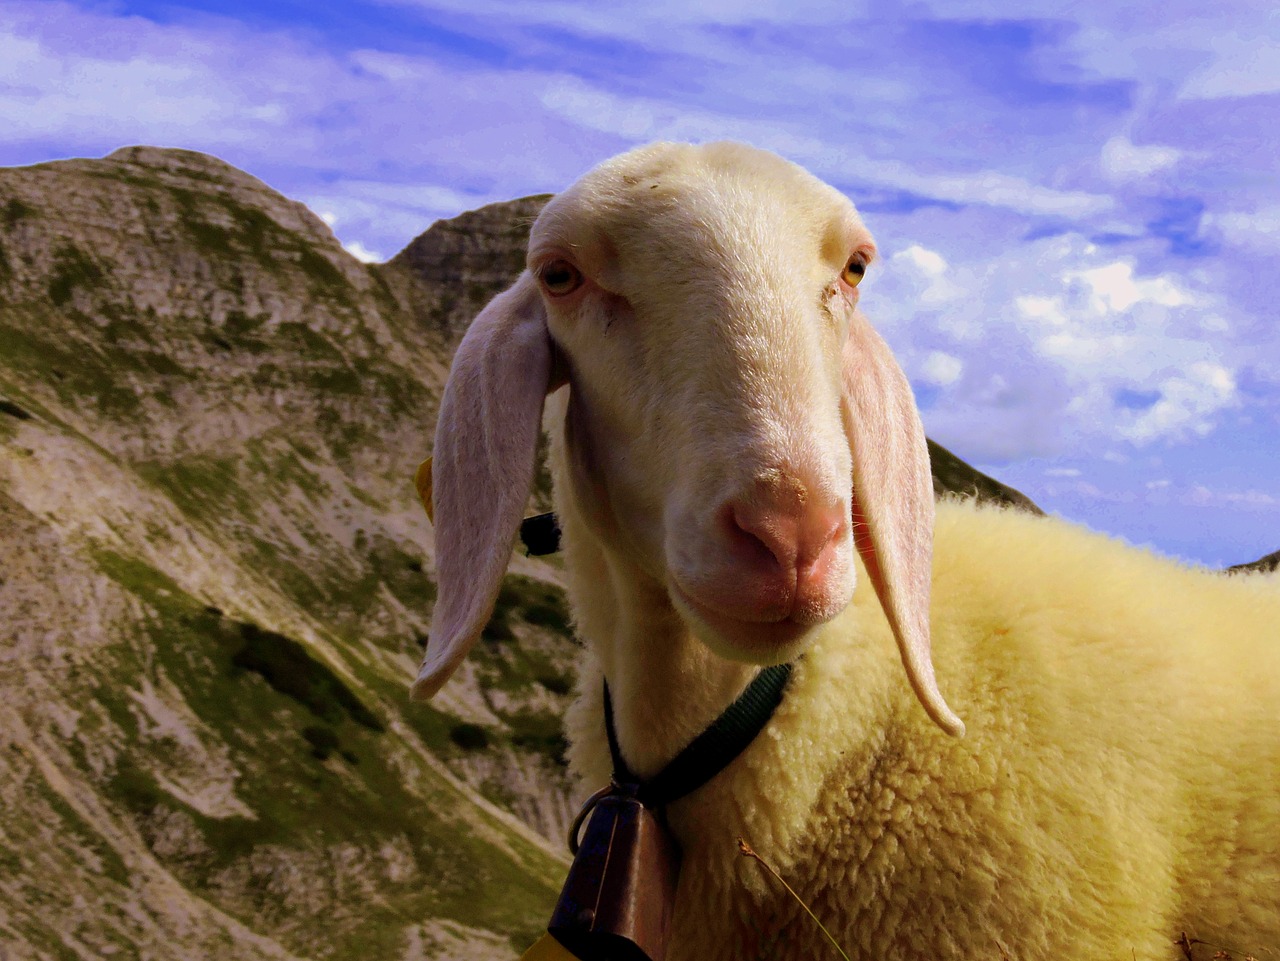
[2,0,1277,567]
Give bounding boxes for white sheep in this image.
[411,141,1280,961]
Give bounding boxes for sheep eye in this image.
[540,260,583,296]
[841,257,866,288]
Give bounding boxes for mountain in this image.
[1228,550,1280,575]
[0,146,574,961]
[6,146,1257,961]
[386,193,552,352]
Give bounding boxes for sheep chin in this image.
[668,581,821,667]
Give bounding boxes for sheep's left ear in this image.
[842,311,965,737]
[411,273,554,701]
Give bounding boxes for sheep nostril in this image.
[729,498,846,577]
[728,502,789,568]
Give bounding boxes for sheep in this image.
[410,141,1280,961]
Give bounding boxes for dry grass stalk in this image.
[1175,931,1264,961]
[737,836,851,961]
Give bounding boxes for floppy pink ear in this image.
[411,274,553,701]
[842,311,964,736]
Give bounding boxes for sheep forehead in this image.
[530,141,866,289]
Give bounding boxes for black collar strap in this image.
[603,662,793,808]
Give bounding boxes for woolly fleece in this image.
[564,499,1280,961]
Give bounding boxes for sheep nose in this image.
[731,497,845,577]
[723,482,848,620]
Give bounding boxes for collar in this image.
[602,662,793,808]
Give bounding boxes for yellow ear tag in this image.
[414,457,434,524]
[520,933,581,960]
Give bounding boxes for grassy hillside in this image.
[0,147,575,960]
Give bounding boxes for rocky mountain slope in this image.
[0,147,575,961]
[5,145,1264,961]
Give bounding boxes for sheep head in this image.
[412,141,963,737]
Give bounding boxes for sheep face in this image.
[413,141,963,736]
[529,143,869,665]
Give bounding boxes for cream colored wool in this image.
[413,141,1280,961]
[566,499,1280,960]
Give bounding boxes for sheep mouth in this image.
[669,581,823,662]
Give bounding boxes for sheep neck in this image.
[550,390,764,781]
[589,554,761,783]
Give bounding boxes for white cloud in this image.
[1099,135,1181,181]
[1180,36,1280,100]
[301,181,516,260]
[1184,485,1279,510]
[343,240,383,263]
[1204,206,1280,253]
[1040,478,1137,504]
[1046,468,1082,477]
[896,244,948,277]
[1118,362,1238,445]
[1015,295,1068,327]
[535,76,1117,221]
[1068,261,1193,313]
[1141,475,1280,513]
[874,229,1255,459]
[0,4,328,148]
[889,244,963,308]
[920,351,964,386]
[858,158,1114,219]
[310,180,506,217]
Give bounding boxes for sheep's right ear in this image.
[411,274,554,700]
[842,311,965,737]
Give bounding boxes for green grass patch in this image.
[296,248,349,297]
[170,186,279,263]
[0,307,179,420]
[41,784,131,886]
[308,364,363,395]
[367,536,438,611]
[109,756,165,816]
[286,533,436,647]
[505,710,569,767]
[492,575,572,637]
[47,244,106,307]
[224,309,268,339]
[2,197,34,227]
[241,437,332,501]
[0,398,33,420]
[302,724,341,760]
[277,321,344,361]
[231,622,384,731]
[470,575,575,701]
[104,752,274,872]
[137,454,254,521]
[449,723,491,751]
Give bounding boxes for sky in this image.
[1,0,1277,568]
